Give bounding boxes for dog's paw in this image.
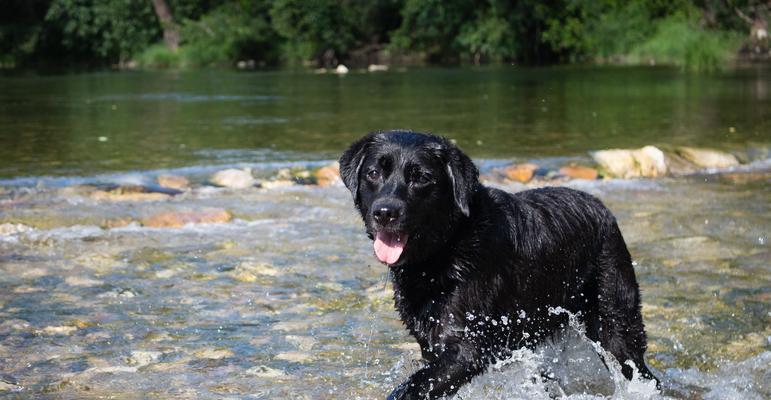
[386,382,424,400]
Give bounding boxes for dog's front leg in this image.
[387,341,484,400]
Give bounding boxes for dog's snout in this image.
[372,202,403,225]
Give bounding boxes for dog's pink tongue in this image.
[374,232,406,265]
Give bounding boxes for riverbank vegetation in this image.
[1,0,768,71]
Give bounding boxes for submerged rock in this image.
[559,165,599,180]
[209,168,255,189]
[90,185,179,202]
[40,325,78,336]
[126,350,163,367]
[157,174,190,190]
[245,365,288,378]
[274,351,312,363]
[592,146,667,178]
[101,217,135,229]
[676,147,739,169]
[193,348,234,359]
[368,64,389,72]
[0,223,32,235]
[142,208,233,228]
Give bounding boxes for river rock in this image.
[101,217,135,229]
[676,147,739,169]
[157,174,189,190]
[559,165,599,180]
[663,152,701,176]
[315,163,341,187]
[142,208,232,228]
[368,64,389,72]
[261,180,295,189]
[592,146,667,178]
[0,380,20,392]
[209,168,255,189]
[335,64,349,74]
[194,348,234,359]
[127,350,163,367]
[0,223,32,235]
[90,185,177,202]
[274,351,311,363]
[40,325,78,335]
[245,365,288,378]
[503,163,538,183]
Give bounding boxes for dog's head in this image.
[339,130,479,266]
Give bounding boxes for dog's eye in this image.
[366,169,381,181]
[411,174,432,186]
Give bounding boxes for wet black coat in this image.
[339,131,657,400]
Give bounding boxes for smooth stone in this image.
[90,185,173,202]
[193,348,234,359]
[84,366,138,374]
[503,163,538,183]
[271,320,314,332]
[101,217,135,229]
[209,168,255,189]
[368,64,389,72]
[142,208,232,228]
[285,335,317,351]
[245,365,288,378]
[127,350,163,367]
[676,147,740,169]
[260,180,294,189]
[392,342,421,352]
[335,64,349,74]
[663,152,701,176]
[315,162,341,187]
[157,174,190,190]
[559,165,599,180]
[40,325,78,335]
[716,171,771,184]
[592,146,667,178]
[274,351,311,363]
[0,381,20,392]
[0,223,32,235]
[64,276,104,287]
[239,262,280,276]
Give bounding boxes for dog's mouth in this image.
[374,231,409,265]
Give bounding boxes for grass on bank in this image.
[134,14,743,72]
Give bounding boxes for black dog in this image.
[339,131,657,399]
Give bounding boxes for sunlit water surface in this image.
[0,168,768,399]
[0,67,769,399]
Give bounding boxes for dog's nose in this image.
[373,205,401,225]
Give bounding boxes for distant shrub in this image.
[632,15,742,70]
[181,2,279,67]
[135,43,180,68]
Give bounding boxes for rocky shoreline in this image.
[0,145,768,234]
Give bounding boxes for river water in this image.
[0,67,769,399]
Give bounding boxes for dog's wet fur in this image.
[340,131,658,399]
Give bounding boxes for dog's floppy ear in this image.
[443,142,479,217]
[339,133,376,205]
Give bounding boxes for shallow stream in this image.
[0,67,769,399]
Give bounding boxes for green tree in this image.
[270,0,357,66]
[44,0,161,64]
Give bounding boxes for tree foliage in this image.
[0,0,766,69]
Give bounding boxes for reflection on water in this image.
[0,163,768,398]
[0,66,769,177]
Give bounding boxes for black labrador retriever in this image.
[339,130,657,399]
